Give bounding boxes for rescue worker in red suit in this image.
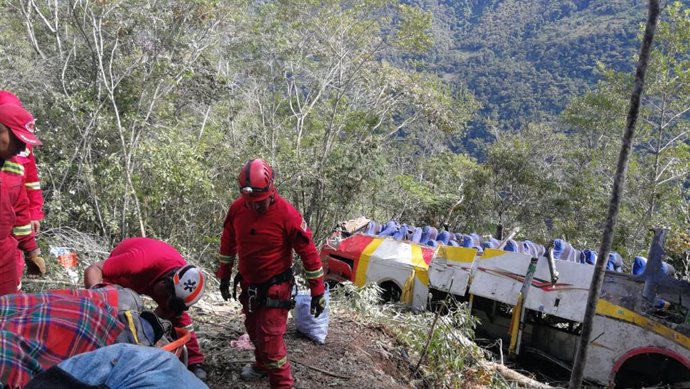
[83,237,208,381]
[0,91,45,234]
[216,159,327,389]
[0,104,42,296]
[1,157,45,283]
[0,91,47,282]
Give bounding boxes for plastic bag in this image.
[294,286,329,344]
[49,246,80,284]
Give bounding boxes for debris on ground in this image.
[193,296,413,389]
[192,292,562,389]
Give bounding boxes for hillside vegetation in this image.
[412,0,647,132]
[0,0,688,281]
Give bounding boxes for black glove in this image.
[310,294,326,318]
[220,278,231,301]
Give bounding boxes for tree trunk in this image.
[568,1,660,387]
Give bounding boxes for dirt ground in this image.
[192,297,415,389]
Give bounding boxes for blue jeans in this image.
[57,343,207,389]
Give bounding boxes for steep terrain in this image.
[194,298,419,389]
[192,292,562,389]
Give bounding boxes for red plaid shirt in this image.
[0,287,123,388]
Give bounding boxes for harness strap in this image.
[265,297,296,309]
[259,267,293,288]
[238,267,295,311]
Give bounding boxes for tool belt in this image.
[234,267,295,312]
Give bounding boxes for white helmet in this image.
[172,265,205,309]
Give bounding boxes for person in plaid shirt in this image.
[0,287,123,388]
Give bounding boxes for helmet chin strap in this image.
[164,276,188,316]
[168,296,187,316]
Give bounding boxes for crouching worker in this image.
[216,159,326,389]
[84,237,208,380]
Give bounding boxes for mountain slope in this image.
[410,0,647,136]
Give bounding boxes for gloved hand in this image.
[220,278,231,301]
[310,294,326,318]
[26,250,46,275]
[30,220,41,234]
[215,260,234,280]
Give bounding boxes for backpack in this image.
[112,286,173,347]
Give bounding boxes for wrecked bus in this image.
[319,219,690,387]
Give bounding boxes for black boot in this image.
[188,364,207,381]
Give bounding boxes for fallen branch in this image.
[290,358,350,379]
[414,304,441,375]
[484,362,562,389]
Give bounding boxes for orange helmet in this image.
[238,159,275,202]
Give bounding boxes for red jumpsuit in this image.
[100,237,205,365]
[17,147,44,221]
[0,162,18,295]
[2,159,39,281]
[219,193,325,389]
[0,160,38,293]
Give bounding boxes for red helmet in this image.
[238,159,275,202]
[0,91,35,162]
[0,91,24,108]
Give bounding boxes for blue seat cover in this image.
[379,220,399,237]
[607,252,623,272]
[580,249,597,265]
[437,230,451,245]
[632,256,647,275]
